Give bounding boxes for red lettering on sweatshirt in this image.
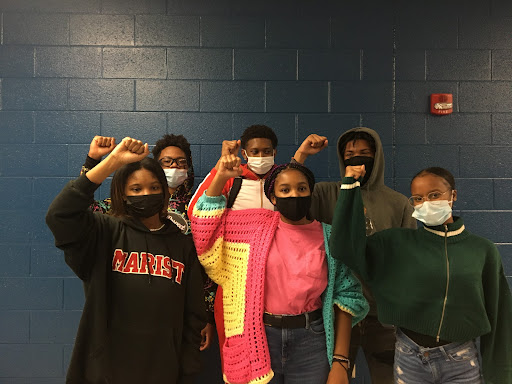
[172,260,185,284]
[162,257,172,278]
[111,250,184,284]
[112,249,128,272]
[154,255,164,275]
[123,252,140,273]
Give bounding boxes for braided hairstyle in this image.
[264,162,315,200]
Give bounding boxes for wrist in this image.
[87,154,102,161]
[332,355,350,372]
[293,151,308,164]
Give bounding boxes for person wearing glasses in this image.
[80,135,219,361]
[81,135,194,234]
[330,166,512,384]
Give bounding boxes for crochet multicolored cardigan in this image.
[191,193,369,384]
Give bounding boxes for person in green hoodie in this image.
[330,165,512,384]
[293,127,416,383]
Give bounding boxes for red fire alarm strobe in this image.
[430,93,453,115]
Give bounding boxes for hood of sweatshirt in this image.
[119,215,181,235]
[337,126,385,190]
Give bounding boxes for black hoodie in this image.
[46,174,206,384]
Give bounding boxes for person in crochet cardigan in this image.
[191,154,369,384]
[330,166,512,384]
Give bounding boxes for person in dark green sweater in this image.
[330,166,512,384]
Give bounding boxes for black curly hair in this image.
[152,134,192,165]
[240,125,278,149]
[264,163,315,200]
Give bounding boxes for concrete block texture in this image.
[69,79,134,111]
[168,48,232,80]
[136,80,199,111]
[200,17,264,48]
[0,111,34,143]
[168,112,232,144]
[299,49,360,81]
[460,145,512,178]
[3,13,69,45]
[427,50,491,81]
[236,49,296,80]
[103,48,167,79]
[136,15,199,46]
[36,47,102,78]
[266,81,328,113]
[70,15,134,46]
[2,79,68,111]
[266,17,330,48]
[331,81,393,113]
[200,81,264,112]
[0,46,34,77]
[0,278,63,310]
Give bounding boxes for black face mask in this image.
[125,194,165,218]
[274,196,312,222]
[344,156,374,186]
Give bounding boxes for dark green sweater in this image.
[330,177,512,384]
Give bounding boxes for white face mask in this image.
[245,154,275,175]
[412,199,453,226]
[163,168,188,188]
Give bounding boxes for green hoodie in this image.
[309,127,416,315]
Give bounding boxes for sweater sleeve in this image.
[480,246,512,384]
[80,155,112,214]
[324,224,369,326]
[187,168,233,218]
[190,192,230,285]
[329,177,370,280]
[179,245,208,383]
[45,174,104,280]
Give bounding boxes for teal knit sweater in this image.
[330,177,512,384]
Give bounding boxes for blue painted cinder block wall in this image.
[0,0,511,382]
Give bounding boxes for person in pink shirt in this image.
[191,155,369,384]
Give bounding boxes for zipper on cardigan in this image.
[436,225,450,342]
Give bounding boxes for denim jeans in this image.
[265,317,330,383]
[394,328,483,384]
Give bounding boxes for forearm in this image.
[332,307,352,358]
[293,150,308,164]
[205,172,230,197]
[85,154,123,184]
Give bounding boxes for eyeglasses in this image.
[158,157,188,169]
[408,190,451,206]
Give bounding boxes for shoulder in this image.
[463,231,500,254]
[376,185,410,204]
[312,181,341,198]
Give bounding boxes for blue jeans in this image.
[394,328,483,384]
[265,317,330,383]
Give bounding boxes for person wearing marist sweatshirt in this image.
[293,127,416,383]
[46,137,205,384]
[330,165,512,384]
[191,156,369,384]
